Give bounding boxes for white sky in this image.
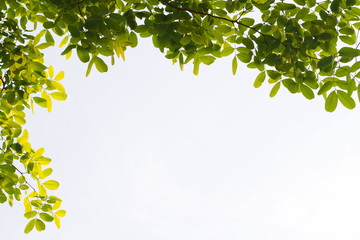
[1,38,360,240]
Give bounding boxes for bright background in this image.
[1,38,360,240]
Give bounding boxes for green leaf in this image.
[275,2,296,10]
[30,62,47,72]
[0,191,7,203]
[253,71,266,88]
[346,0,356,6]
[337,90,356,109]
[68,25,80,38]
[232,56,237,75]
[14,115,26,125]
[45,31,54,44]
[43,180,59,190]
[351,62,360,72]
[59,36,69,48]
[199,56,215,65]
[221,47,234,57]
[306,0,316,7]
[300,84,315,100]
[33,97,47,108]
[325,91,338,112]
[293,0,306,5]
[77,46,90,63]
[43,21,54,29]
[50,92,67,101]
[270,82,281,98]
[340,36,356,45]
[318,82,334,95]
[39,213,54,222]
[35,219,46,231]
[24,211,38,219]
[86,58,95,77]
[330,0,340,13]
[339,47,360,57]
[239,18,255,26]
[93,56,108,73]
[193,59,200,75]
[282,79,298,93]
[24,219,36,234]
[318,56,334,69]
[180,35,192,45]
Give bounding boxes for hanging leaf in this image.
[325,91,338,112]
[93,56,108,73]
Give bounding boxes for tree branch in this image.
[13,164,37,192]
[160,0,286,46]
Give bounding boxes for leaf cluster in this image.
[3,0,360,233]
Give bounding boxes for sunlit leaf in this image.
[43,180,59,190]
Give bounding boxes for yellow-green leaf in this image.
[300,84,315,100]
[40,168,53,179]
[35,219,46,231]
[56,210,66,217]
[52,81,66,93]
[86,58,94,77]
[53,200,62,210]
[59,36,69,48]
[337,90,356,109]
[14,115,26,125]
[325,91,338,112]
[24,219,36,234]
[50,92,67,101]
[93,56,108,73]
[33,97,47,108]
[270,82,281,97]
[232,56,237,75]
[253,71,266,88]
[41,91,52,112]
[34,148,45,159]
[39,213,54,222]
[55,71,65,81]
[37,157,51,165]
[54,215,61,229]
[43,180,59,190]
[48,65,54,78]
[193,59,200,75]
[24,211,37,219]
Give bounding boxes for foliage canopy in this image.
[1,0,360,233]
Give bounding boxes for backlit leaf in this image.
[24,219,36,234]
[337,90,356,109]
[55,71,65,81]
[43,180,59,190]
[270,82,281,98]
[325,91,338,112]
[93,56,108,73]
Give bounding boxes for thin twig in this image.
[12,165,37,192]
[160,0,286,46]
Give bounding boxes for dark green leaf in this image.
[77,46,90,63]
